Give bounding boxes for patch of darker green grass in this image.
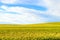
[0,37,60,40]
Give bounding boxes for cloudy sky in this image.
[0,0,60,24]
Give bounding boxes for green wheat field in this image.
[0,22,60,40]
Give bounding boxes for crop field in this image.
[0,22,60,40]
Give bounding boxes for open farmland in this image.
[0,22,60,40]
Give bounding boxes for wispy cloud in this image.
[0,0,17,4]
[43,0,60,17]
[0,5,47,24]
[0,0,60,24]
[0,0,37,5]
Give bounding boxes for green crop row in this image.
[0,37,60,40]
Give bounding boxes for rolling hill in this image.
[0,22,60,31]
[0,22,60,27]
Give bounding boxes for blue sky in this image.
[0,0,60,24]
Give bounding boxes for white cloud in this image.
[43,0,60,17]
[0,5,47,24]
[31,0,60,18]
[0,0,60,24]
[0,0,17,4]
[1,0,37,5]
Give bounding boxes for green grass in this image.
[0,22,60,40]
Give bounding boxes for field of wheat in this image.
[0,22,60,40]
[0,27,60,40]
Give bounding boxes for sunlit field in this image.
[0,22,60,40]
